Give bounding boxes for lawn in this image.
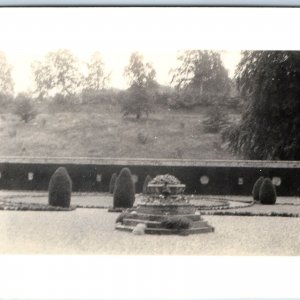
[0,104,238,159]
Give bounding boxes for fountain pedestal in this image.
[115,182,214,235]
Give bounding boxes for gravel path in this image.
[0,209,300,255]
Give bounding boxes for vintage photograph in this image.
[0,7,300,256]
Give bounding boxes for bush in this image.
[109,173,117,194]
[252,176,264,201]
[259,178,277,205]
[137,132,148,144]
[14,94,37,123]
[161,216,192,230]
[142,175,152,194]
[113,168,135,208]
[48,167,72,208]
[203,105,230,133]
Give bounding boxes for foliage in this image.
[84,52,110,92]
[202,104,230,133]
[150,174,181,185]
[161,216,192,230]
[170,50,231,107]
[142,175,152,194]
[109,173,117,194]
[124,52,157,89]
[14,93,37,123]
[32,49,82,99]
[137,131,148,144]
[113,167,135,208]
[252,176,264,201]
[122,52,157,119]
[224,51,300,160]
[259,178,277,205]
[48,167,72,208]
[121,84,154,119]
[0,51,14,96]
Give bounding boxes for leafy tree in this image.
[170,50,231,107]
[84,52,110,91]
[32,49,82,99]
[122,52,157,119]
[223,51,300,160]
[14,93,37,123]
[0,51,14,96]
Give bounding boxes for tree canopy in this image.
[122,52,157,118]
[170,50,231,106]
[0,51,14,96]
[223,51,300,160]
[84,52,110,91]
[32,49,82,99]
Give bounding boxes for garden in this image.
[0,167,300,255]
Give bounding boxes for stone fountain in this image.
[115,174,214,235]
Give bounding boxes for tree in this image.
[0,51,14,96]
[32,49,82,99]
[85,52,110,91]
[122,52,157,119]
[170,50,231,107]
[223,51,300,160]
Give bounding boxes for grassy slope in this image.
[0,103,238,160]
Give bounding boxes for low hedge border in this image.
[201,211,299,218]
[0,201,76,211]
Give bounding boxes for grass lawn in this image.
[0,104,238,159]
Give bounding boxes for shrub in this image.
[252,176,264,201]
[14,94,37,123]
[113,167,135,208]
[142,175,152,194]
[137,132,148,144]
[48,167,72,208]
[203,105,230,133]
[259,178,277,205]
[161,216,192,230]
[109,173,117,194]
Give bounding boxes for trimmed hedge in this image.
[252,176,264,201]
[113,168,135,209]
[48,167,72,208]
[109,173,117,194]
[142,175,152,194]
[259,178,277,205]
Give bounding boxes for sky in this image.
[0,7,244,93]
[2,7,300,94]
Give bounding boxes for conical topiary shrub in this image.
[259,178,277,205]
[113,167,135,209]
[142,175,152,194]
[252,176,264,201]
[109,173,117,194]
[48,167,72,208]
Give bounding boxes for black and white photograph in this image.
[0,6,300,259]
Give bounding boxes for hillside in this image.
[0,103,238,160]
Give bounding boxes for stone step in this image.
[123,218,162,228]
[138,204,196,215]
[124,212,201,222]
[145,226,214,235]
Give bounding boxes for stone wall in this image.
[0,157,299,195]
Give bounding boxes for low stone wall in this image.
[0,157,300,196]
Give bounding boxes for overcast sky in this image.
[2,7,300,93]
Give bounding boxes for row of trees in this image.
[0,49,235,104]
